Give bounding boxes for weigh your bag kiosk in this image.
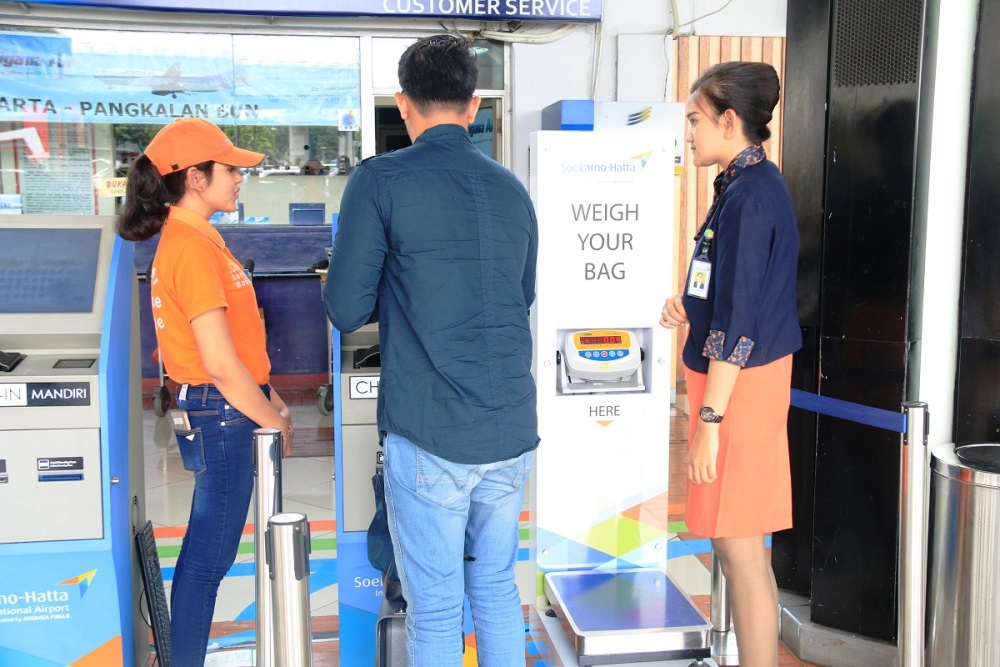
[530,128,711,665]
[0,216,147,666]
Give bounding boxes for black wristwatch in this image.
[699,405,724,424]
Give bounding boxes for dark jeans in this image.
[170,383,268,666]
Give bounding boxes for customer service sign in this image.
[27,0,601,21]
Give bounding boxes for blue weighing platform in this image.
[544,569,712,665]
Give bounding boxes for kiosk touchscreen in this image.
[0,216,147,666]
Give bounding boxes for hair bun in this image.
[690,62,781,144]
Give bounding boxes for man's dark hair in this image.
[398,34,477,115]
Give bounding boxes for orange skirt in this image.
[684,355,793,538]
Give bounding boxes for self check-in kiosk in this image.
[531,110,711,664]
[0,216,147,666]
[329,242,387,667]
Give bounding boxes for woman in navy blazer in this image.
[660,62,801,667]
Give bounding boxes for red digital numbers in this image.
[580,335,622,345]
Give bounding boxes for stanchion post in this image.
[266,512,313,666]
[898,402,929,667]
[709,552,739,665]
[710,553,730,632]
[253,427,283,667]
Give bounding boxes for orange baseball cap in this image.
[144,118,264,175]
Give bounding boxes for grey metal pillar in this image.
[253,427,283,667]
[710,553,739,665]
[266,512,313,666]
[898,402,929,667]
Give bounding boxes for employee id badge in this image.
[686,257,712,299]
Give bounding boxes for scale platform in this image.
[544,568,712,665]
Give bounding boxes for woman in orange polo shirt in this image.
[116,118,293,666]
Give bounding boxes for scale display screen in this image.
[572,330,632,353]
[560,329,644,392]
[579,335,623,346]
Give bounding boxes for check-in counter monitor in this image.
[0,216,147,667]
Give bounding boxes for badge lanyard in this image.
[686,229,713,300]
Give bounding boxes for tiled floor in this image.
[141,399,819,666]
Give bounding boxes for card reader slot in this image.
[353,344,381,369]
[0,349,26,373]
[38,473,85,482]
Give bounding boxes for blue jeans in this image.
[382,432,535,667]
[170,383,267,666]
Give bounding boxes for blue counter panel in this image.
[134,226,332,378]
[137,274,327,377]
[133,225,331,275]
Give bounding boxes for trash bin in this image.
[926,443,1000,665]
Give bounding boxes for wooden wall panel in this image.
[669,36,786,388]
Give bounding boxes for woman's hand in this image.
[687,422,719,484]
[659,294,689,329]
[271,390,294,457]
[191,308,294,452]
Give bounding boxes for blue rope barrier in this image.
[790,389,907,434]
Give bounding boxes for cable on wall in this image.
[674,0,735,32]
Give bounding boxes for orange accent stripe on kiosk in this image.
[70,634,122,666]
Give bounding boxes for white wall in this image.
[678,0,786,37]
[509,0,786,180]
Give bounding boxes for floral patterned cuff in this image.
[703,329,755,367]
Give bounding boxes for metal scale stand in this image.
[541,332,716,665]
[543,540,740,666]
[544,568,713,665]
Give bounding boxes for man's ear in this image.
[394,91,410,121]
[465,96,482,124]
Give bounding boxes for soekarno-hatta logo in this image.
[631,150,654,169]
[60,569,97,597]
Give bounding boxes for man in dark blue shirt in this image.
[323,34,538,667]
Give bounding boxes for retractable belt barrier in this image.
[253,428,313,667]
[789,389,908,433]
[254,428,282,667]
[709,391,929,667]
[266,513,313,666]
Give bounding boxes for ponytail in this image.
[115,155,211,241]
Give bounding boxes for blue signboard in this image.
[0,31,361,125]
[24,0,602,21]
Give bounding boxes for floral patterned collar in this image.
[695,143,767,240]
